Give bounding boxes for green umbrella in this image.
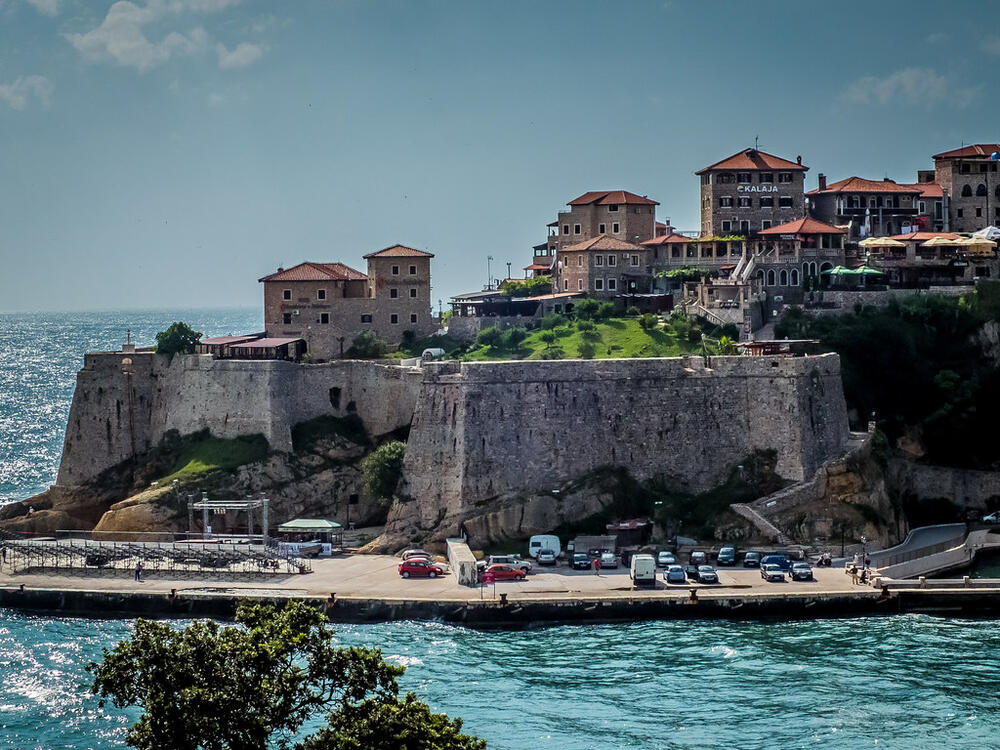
[852,266,884,275]
[820,266,851,275]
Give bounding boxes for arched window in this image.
[779,269,788,286]
[810,262,818,276]
[820,262,833,273]
[962,184,973,197]
[802,262,809,277]
[977,184,988,197]
[757,269,765,284]
[767,269,776,286]
[791,269,799,286]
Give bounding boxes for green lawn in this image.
[463,317,697,360]
[158,434,269,484]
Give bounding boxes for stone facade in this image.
[930,144,1000,233]
[555,235,649,297]
[806,175,922,240]
[697,149,808,236]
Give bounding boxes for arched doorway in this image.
[766,269,776,286]
[779,269,788,286]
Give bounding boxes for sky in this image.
[0,0,998,313]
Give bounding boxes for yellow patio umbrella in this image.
[953,236,997,256]
[919,236,959,247]
[859,237,906,247]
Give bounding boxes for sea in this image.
[3,309,1000,749]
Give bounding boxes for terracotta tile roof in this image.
[642,232,692,246]
[258,262,367,283]
[561,235,647,252]
[932,144,1000,160]
[523,291,583,301]
[229,337,304,348]
[655,220,667,228]
[758,217,844,235]
[807,177,921,195]
[363,244,434,259]
[696,148,807,175]
[568,190,659,206]
[889,231,960,241]
[900,182,944,198]
[198,335,263,345]
[524,263,552,271]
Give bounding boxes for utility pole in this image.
[487,255,493,290]
[506,261,511,281]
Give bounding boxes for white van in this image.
[528,534,561,559]
[630,554,657,587]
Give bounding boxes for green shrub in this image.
[573,298,600,320]
[596,302,615,319]
[155,322,202,355]
[475,327,503,348]
[346,330,386,359]
[625,305,640,317]
[638,313,659,331]
[578,340,596,359]
[361,441,406,499]
[540,313,567,329]
[501,326,528,350]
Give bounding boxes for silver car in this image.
[761,563,785,582]
[600,552,619,569]
[536,548,558,565]
[791,562,813,581]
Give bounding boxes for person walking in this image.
[134,561,143,583]
[864,553,871,569]
[850,564,859,585]
[592,556,601,576]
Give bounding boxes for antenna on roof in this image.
[754,135,759,151]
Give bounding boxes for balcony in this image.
[836,207,919,217]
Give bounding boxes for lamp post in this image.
[487,256,494,290]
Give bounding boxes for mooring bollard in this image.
[919,576,927,589]
[689,588,698,603]
[963,576,970,588]
[499,592,508,606]
[18,584,24,593]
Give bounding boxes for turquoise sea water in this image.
[2,610,1000,749]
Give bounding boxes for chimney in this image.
[277,267,284,272]
[796,155,802,165]
[818,173,827,191]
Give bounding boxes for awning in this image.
[277,519,343,533]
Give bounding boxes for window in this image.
[981,164,989,173]
[631,254,639,266]
[320,313,329,324]
[409,265,417,275]
[607,278,617,291]
[607,255,616,266]
[759,196,774,208]
[739,220,750,233]
[719,196,733,208]
[410,314,417,324]
[595,255,604,266]
[766,269,776,286]
[919,200,926,213]
[738,197,751,208]
[317,289,326,300]
[577,255,582,267]
[574,223,581,234]
[562,224,569,235]
[961,163,971,174]
[578,279,583,290]
[761,220,772,230]
[779,196,794,208]
[977,184,988,197]
[957,208,964,218]
[718,173,735,184]
[612,222,620,233]
[391,265,399,275]
[595,279,604,290]
[791,269,799,286]
[779,270,788,285]
[390,288,398,298]
[361,314,372,323]
[409,288,417,298]
[737,172,751,183]
[778,173,792,183]
[721,220,732,232]
[282,289,291,300]
[977,207,983,218]
[282,313,292,324]
[760,173,774,183]
[962,184,973,197]
[599,223,606,233]
[607,204,619,212]
[563,279,568,290]
[390,314,399,324]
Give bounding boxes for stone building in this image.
[752,217,845,291]
[259,244,435,359]
[927,144,1000,233]
[806,176,922,241]
[901,180,947,233]
[697,149,808,236]
[555,235,649,297]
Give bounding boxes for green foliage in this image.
[158,431,268,484]
[346,331,387,359]
[625,305,640,317]
[361,441,406,499]
[501,326,528,350]
[539,331,557,346]
[540,313,567,329]
[499,276,552,298]
[475,327,503,348]
[155,322,202,355]
[572,298,600,320]
[654,267,709,281]
[390,333,467,359]
[88,601,480,750]
[638,313,659,331]
[292,415,369,451]
[709,322,740,340]
[577,340,596,359]
[441,310,453,326]
[540,347,564,359]
[596,301,615,320]
[716,336,738,355]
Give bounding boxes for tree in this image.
[638,313,659,332]
[88,601,469,750]
[474,327,502,349]
[577,340,596,359]
[361,441,406,499]
[155,322,202,355]
[573,298,599,321]
[596,302,615,320]
[716,335,738,355]
[500,326,527,350]
[346,330,386,359]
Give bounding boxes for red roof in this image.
[229,337,304,348]
[889,231,960,242]
[568,190,658,206]
[807,177,921,195]
[198,335,262,345]
[363,244,434,259]
[900,182,944,198]
[523,291,583,301]
[258,262,367,283]
[561,235,646,252]
[759,217,844,235]
[696,148,807,175]
[642,232,691,246]
[524,263,552,270]
[933,144,1000,160]
[655,220,667,229]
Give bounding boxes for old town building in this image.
[697,149,808,236]
[926,144,1000,233]
[806,176,922,241]
[556,235,649,297]
[259,244,435,359]
[752,217,845,291]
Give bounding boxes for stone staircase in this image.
[730,503,791,544]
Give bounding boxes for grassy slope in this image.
[158,434,269,484]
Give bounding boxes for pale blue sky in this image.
[1,0,998,312]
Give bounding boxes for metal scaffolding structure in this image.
[188,494,270,545]
[0,538,311,578]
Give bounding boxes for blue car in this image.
[665,564,687,584]
[760,554,793,572]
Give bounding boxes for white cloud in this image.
[26,0,59,16]
[983,35,1000,56]
[926,32,949,44]
[0,75,53,110]
[840,67,976,108]
[216,40,262,69]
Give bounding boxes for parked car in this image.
[690,551,708,566]
[760,564,785,582]
[760,554,793,572]
[743,551,762,568]
[983,511,1000,524]
[790,562,814,581]
[488,555,532,573]
[656,551,676,568]
[600,552,619,569]
[665,564,687,584]
[536,548,558,566]
[572,553,591,570]
[399,559,446,579]
[716,546,736,566]
[696,565,719,584]
[484,563,526,581]
[400,549,431,561]
[529,535,561,558]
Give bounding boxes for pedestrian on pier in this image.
[864,553,871,569]
[860,568,869,585]
[135,561,143,583]
[849,565,859,585]
[593,556,601,576]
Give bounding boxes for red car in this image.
[484,564,526,581]
[398,559,446,579]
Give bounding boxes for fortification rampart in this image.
[57,354,422,487]
[387,354,850,544]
